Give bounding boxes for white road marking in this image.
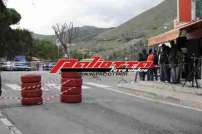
[4,83,91,91]
[85,82,202,112]
[0,111,23,134]
[82,85,91,89]
[42,88,50,91]
[47,83,60,88]
[85,82,110,88]
[44,83,60,91]
[43,84,91,90]
[5,84,21,91]
[0,118,13,127]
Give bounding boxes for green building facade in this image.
[196,0,202,18]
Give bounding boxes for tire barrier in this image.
[22,82,41,90]
[21,74,41,83]
[61,72,81,78]
[21,97,43,105]
[61,87,81,95]
[60,94,82,103]
[21,74,43,105]
[61,78,82,87]
[61,72,82,103]
[21,90,42,98]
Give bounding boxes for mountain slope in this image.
[32,26,109,43]
[32,33,56,43]
[33,0,177,59]
[95,0,177,41]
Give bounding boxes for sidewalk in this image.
[118,81,202,110]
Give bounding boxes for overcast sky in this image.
[7,0,163,35]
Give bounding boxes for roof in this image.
[148,20,202,47]
[148,29,180,47]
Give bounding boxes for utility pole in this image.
[56,39,61,58]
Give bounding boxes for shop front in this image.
[148,20,202,86]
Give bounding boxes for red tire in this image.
[61,87,81,95]
[21,97,43,105]
[21,90,42,98]
[60,95,82,103]
[21,82,41,90]
[61,72,81,78]
[61,78,82,87]
[21,74,41,83]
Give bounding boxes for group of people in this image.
[138,41,183,84]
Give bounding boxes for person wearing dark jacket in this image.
[138,53,144,81]
[169,41,177,83]
[141,49,148,81]
[159,44,169,82]
[153,50,159,80]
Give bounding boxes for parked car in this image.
[13,62,31,71]
[0,61,13,71]
[43,63,55,71]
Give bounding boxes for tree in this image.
[33,39,59,60]
[0,0,36,60]
[0,0,22,59]
[52,22,78,58]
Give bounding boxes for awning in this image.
[180,20,202,32]
[148,29,180,47]
[148,20,202,47]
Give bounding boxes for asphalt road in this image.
[0,71,202,134]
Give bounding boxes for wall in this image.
[179,0,192,22]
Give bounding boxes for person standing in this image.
[147,49,154,81]
[165,45,171,82]
[137,53,144,81]
[169,41,177,83]
[153,49,159,80]
[159,44,169,82]
[142,49,148,81]
[176,49,183,83]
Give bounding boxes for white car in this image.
[1,61,13,71]
[13,62,31,71]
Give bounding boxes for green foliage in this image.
[0,7,21,26]
[6,8,21,25]
[70,49,97,60]
[33,39,60,61]
[108,48,132,60]
[0,0,24,60]
[0,0,59,61]
[0,29,34,59]
[70,49,83,60]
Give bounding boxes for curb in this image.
[136,82,202,96]
[118,85,202,110]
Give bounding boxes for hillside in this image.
[32,33,56,43]
[33,0,177,59]
[78,0,177,58]
[96,0,177,41]
[32,26,109,43]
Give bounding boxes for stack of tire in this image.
[21,74,43,105]
[61,72,82,103]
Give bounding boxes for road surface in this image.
[0,71,201,134]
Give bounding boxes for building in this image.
[148,0,202,84]
[148,0,202,46]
